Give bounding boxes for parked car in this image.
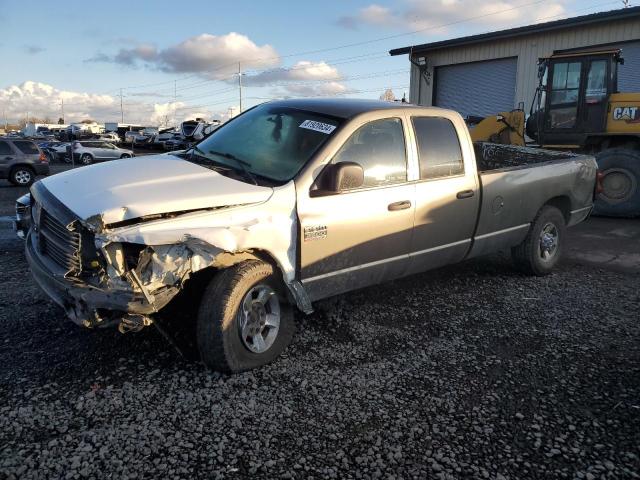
[67,140,134,165]
[16,99,597,372]
[151,129,177,147]
[163,134,190,151]
[98,132,121,144]
[0,137,49,186]
[44,142,70,163]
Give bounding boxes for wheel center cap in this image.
[250,303,266,325]
[541,233,555,250]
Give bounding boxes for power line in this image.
[96,0,554,95]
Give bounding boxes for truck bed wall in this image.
[467,143,597,259]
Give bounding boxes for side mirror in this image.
[312,162,364,196]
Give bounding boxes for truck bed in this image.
[466,142,597,259]
[473,142,580,172]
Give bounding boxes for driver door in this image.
[298,117,415,302]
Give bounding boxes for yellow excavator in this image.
[470,47,640,217]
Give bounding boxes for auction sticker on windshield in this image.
[299,120,337,134]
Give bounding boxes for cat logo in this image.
[612,106,640,122]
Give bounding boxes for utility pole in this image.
[238,62,243,113]
[3,109,7,131]
[174,80,177,127]
[119,88,124,123]
[60,99,65,124]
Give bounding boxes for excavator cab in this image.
[526,48,623,148]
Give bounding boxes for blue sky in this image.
[0,0,621,125]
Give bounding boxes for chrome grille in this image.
[38,207,82,273]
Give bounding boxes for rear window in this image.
[412,117,464,179]
[0,141,12,155]
[13,141,40,154]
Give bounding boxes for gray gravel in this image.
[1,218,639,478]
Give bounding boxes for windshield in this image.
[193,104,342,183]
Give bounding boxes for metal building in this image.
[390,6,640,119]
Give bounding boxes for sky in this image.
[0,0,628,126]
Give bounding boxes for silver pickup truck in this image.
[16,99,598,372]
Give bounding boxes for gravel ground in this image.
[0,178,638,479]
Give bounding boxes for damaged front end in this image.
[25,180,310,334]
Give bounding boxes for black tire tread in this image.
[512,205,565,276]
[9,165,35,186]
[197,260,293,373]
[594,148,640,218]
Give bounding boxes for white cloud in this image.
[0,81,222,126]
[271,81,353,98]
[88,32,280,79]
[0,81,116,122]
[241,60,349,97]
[339,0,568,33]
[243,61,341,86]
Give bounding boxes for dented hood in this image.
[40,154,274,225]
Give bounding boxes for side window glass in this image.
[586,60,607,102]
[549,61,582,129]
[333,118,407,188]
[412,117,464,179]
[0,141,12,155]
[14,141,40,154]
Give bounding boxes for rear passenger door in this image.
[405,115,480,276]
[0,141,15,176]
[299,117,416,301]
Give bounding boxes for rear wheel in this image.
[80,153,93,165]
[197,260,294,373]
[9,166,35,186]
[593,148,640,217]
[512,205,566,276]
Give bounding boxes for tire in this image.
[80,153,93,165]
[197,260,294,373]
[593,148,640,217]
[9,166,35,187]
[511,205,566,276]
[120,154,131,159]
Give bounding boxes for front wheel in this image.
[197,260,294,373]
[80,153,93,165]
[120,154,131,158]
[9,166,35,186]
[511,205,566,276]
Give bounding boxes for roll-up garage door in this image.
[617,41,640,92]
[434,57,517,119]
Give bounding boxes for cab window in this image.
[333,118,407,188]
[412,117,464,179]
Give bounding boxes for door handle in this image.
[388,200,411,211]
[456,190,475,199]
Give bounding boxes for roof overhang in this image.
[389,6,640,56]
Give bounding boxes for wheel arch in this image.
[542,195,571,224]
[9,163,36,174]
[177,247,311,314]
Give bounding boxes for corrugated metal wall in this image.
[409,17,640,112]
[618,41,640,91]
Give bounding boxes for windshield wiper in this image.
[183,146,231,172]
[208,150,258,186]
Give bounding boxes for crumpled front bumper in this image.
[25,231,155,327]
